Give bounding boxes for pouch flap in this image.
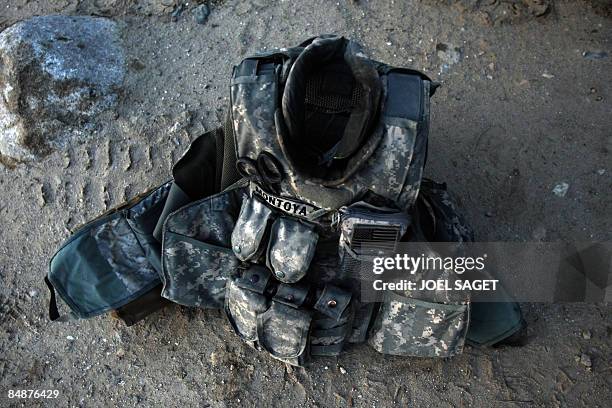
[235,264,272,295]
[162,232,239,308]
[267,217,318,283]
[256,302,311,360]
[273,283,310,308]
[231,197,273,261]
[314,285,352,321]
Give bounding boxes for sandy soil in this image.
[0,1,611,407]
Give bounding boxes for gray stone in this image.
[0,15,125,162]
[194,4,211,25]
[552,182,570,197]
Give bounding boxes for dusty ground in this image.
[0,0,611,407]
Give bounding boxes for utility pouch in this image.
[310,285,354,356]
[231,197,273,262]
[367,291,469,358]
[47,182,172,320]
[225,268,313,366]
[225,266,354,365]
[267,217,318,283]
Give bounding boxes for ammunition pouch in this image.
[225,264,353,366]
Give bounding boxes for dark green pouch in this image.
[46,182,172,320]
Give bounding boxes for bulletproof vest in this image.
[45,36,525,366]
[159,36,470,365]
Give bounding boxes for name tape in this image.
[249,182,319,218]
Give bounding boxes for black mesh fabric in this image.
[305,74,365,114]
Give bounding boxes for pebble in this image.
[552,182,569,197]
[597,169,605,175]
[581,329,592,340]
[28,289,38,298]
[339,366,347,375]
[436,43,462,66]
[194,4,211,24]
[67,335,75,341]
[579,353,592,368]
[582,51,608,60]
[542,72,555,79]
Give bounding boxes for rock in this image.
[552,182,569,197]
[579,353,592,368]
[194,3,211,24]
[542,72,555,79]
[581,329,592,340]
[339,366,347,375]
[436,43,462,65]
[582,51,608,60]
[0,16,125,162]
[66,335,75,341]
[436,43,462,73]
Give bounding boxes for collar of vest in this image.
[280,36,382,169]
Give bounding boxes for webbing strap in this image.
[44,276,60,321]
[44,276,78,322]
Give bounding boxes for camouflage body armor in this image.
[47,36,525,366]
[160,36,470,365]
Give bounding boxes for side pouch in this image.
[231,197,273,262]
[367,291,469,358]
[267,217,318,283]
[161,187,244,308]
[47,182,172,320]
